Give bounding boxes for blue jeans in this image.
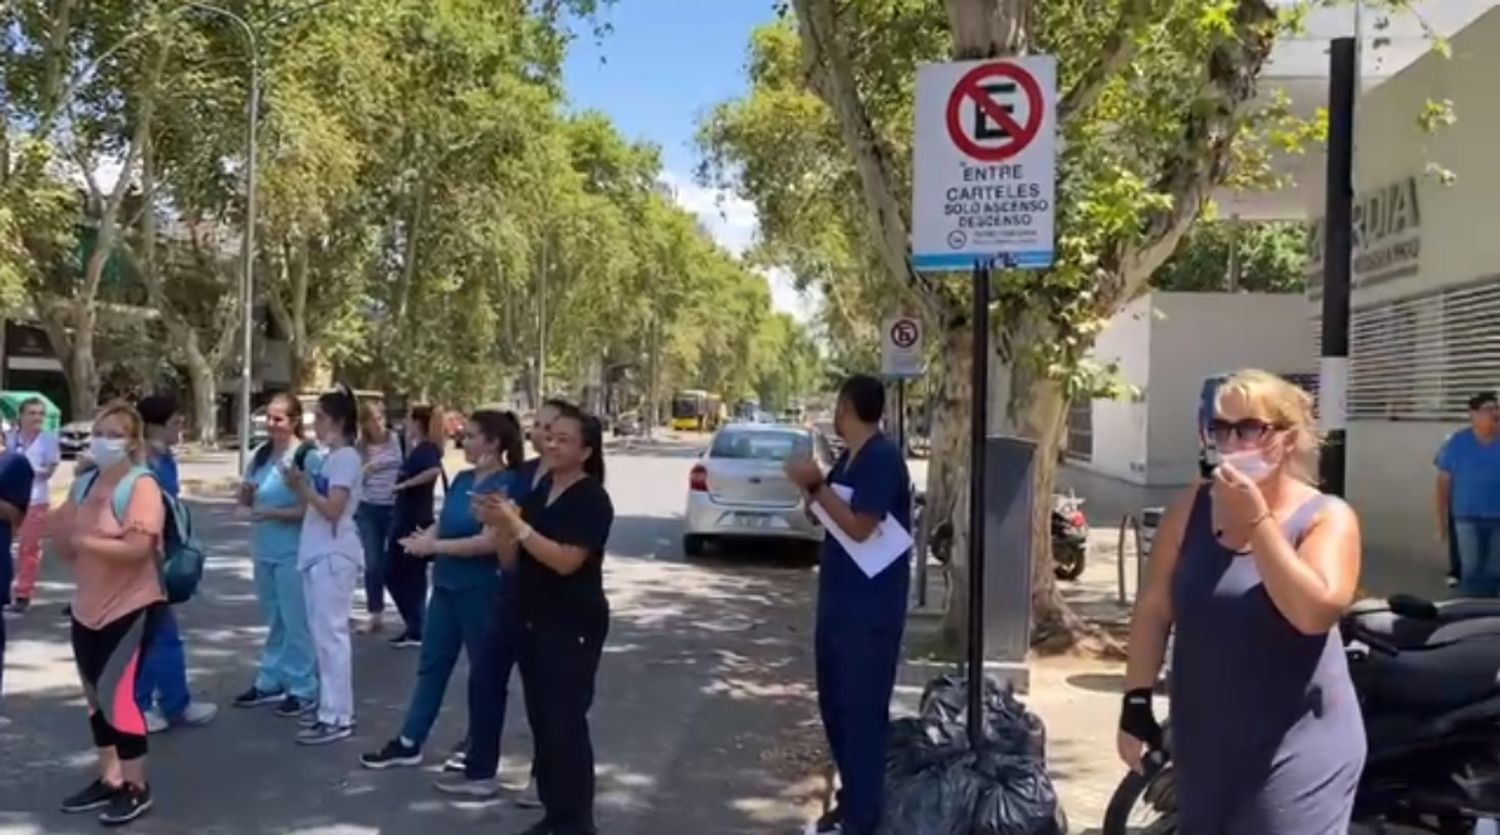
[815,613,905,835]
[253,558,318,700]
[399,583,495,748]
[356,503,395,614]
[135,606,192,718]
[465,588,520,779]
[1456,519,1500,597]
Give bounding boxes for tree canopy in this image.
[0,0,825,428]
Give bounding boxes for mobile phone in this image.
[1198,444,1221,479]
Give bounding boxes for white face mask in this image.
[89,437,130,470]
[1222,448,1276,482]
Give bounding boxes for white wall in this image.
[1078,294,1152,483]
[1145,293,1318,485]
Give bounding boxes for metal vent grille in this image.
[1310,276,1500,422]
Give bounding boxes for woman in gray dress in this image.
[1117,369,1366,833]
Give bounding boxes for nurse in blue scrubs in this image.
[786,374,912,835]
[234,393,321,716]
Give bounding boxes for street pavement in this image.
[0,439,829,834]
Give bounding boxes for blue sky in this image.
[563,0,813,319]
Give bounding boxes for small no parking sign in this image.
[881,315,924,379]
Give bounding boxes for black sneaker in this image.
[60,779,121,813]
[388,631,422,649]
[233,685,285,708]
[98,783,152,827]
[360,738,422,769]
[274,695,315,718]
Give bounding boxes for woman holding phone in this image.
[478,404,613,835]
[360,410,525,783]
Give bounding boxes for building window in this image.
[1064,398,1092,461]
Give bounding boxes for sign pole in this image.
[1318,36,1355,497]
[966,258,991,750]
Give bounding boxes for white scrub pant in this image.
[303,554,361,726]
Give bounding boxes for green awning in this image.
[0,391,62,432]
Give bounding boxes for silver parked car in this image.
[682,423,833,558]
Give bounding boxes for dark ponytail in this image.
[409,404,445,444]
[470,409,525,469]
[554,403,605,485]
[318,384,358,443]
[251,392,304,472]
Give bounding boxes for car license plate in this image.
[734,513,772,529]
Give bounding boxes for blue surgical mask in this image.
[89,437,130,470]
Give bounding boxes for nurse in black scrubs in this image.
[478,404,612,835]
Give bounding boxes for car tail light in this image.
[689,465,708,492]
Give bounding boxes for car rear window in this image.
[710,430,811,461]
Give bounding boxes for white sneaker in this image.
[178,701,219,727]
[513,778,541,809]
[143,709,169,734]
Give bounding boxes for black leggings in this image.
[520,613,608,835]
[72,604,163,762]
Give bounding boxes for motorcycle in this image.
[1104,594,1500,834]
[913,491,1089,581]
[1051,492,1089,581]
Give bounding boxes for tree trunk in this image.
[182,330,219,445]
[67,304,99,420]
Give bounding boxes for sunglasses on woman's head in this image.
[1208,418,1283,444]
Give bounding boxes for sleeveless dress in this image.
[1170,487,1366,834]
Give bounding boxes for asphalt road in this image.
[0,438,827,834]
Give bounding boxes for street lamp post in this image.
[186,2,258,473]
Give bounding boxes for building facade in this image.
[1303,7,1500,593]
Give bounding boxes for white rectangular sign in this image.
[881,315,924,379]
[912,55,1057,272]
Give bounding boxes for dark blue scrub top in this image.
[817,432,912,628]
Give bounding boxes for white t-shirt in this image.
[298,445,364,568]
[9,430,60,506]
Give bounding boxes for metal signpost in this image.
[913,55,1057,747]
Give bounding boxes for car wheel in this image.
[683,535,707,558]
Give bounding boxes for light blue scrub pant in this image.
[254,556,319,700]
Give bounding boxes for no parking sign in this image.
[881,315,924,379]
[912,56,1057,272]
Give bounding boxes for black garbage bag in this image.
[880,674,1066,835]
[919,674,1047,759]
[881,754,989,835]
[881,750,1066,835]
[970,753,1068,835]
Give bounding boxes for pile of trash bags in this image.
[881,674,1068,835]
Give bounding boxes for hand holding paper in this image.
[809,483,913,579]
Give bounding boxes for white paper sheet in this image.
[810,483,914,579]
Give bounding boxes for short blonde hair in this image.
[1214,369,1321,482]
[93,400,147,464]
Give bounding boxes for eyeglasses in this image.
[1207,418,1283,445]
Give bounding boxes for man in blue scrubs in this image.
[786,374,911,835]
